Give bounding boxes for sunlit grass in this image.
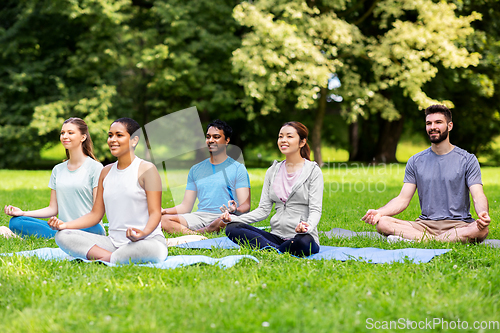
[1,167,499,333]
[396,140,428,162]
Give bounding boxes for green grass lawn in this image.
[1,166,500,332]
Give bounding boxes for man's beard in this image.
[428,128,449,144]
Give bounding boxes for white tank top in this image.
[103,157,163,247]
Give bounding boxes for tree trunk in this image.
[374,116,404,163]
[348,116,377,162]
[348,121,359,160]
[348,114,404,163]
[312,87,327,166]
[139,67,151,161]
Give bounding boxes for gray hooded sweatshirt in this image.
[231,159,323,244]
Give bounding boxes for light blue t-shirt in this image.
[49,156,103,222]
[404,146,482,222]
[186,157,250,214]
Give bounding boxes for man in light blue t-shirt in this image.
[362,105,490,243]
[161,120,251,235]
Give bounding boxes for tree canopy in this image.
[1,0,499,168]
[231,0,485,164]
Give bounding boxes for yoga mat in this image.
[308,245,450,264]
[483,239,500,248]
[175,237,240,249]
[324,228,500,249]
[175,237,450,264]
[1,247,258,269]
[322,228,386,240]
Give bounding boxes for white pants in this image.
[55,229,168,264]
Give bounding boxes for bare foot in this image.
[0,226,21,239]
[87,245,112,262]
[166,235,208,247]
[196,218,227,234]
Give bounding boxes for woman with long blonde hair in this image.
[4,117,105,238]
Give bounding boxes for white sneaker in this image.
[387,235,413,243]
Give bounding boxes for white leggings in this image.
[55,229,168,264]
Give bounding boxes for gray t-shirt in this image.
[404,146,482,222]
[49,157,103,222]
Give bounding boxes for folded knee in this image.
[54,229,66,243]
[226,222,244,230]
[8,216,28,231]
[293,233,314,245]
[293,234,316,247]
[284,235,318,256]
[54,229,77,247]
[160,216,179,231]
[225,222,245,237]
[8,216,22,227]
[160,215,173,225]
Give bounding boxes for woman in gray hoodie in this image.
[222,121,323,256]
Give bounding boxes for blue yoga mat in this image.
[2,247,258,269]
[175,237,450,264]
[308,245,450,263]
[176,237,240,249]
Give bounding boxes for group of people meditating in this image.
[2,104,491,264]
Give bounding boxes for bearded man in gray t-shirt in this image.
[362,104,490,243]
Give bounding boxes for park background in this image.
[1,0,500,169]
[1,1,500,332]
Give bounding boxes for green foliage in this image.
[1,0,500,167]
[231,0,490,163]
[232,0,481,119]
[0,0,129,165]
[416,0,500,158]
[0,0,246,167]
[146,0,243,118]
[232,0,357,118]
